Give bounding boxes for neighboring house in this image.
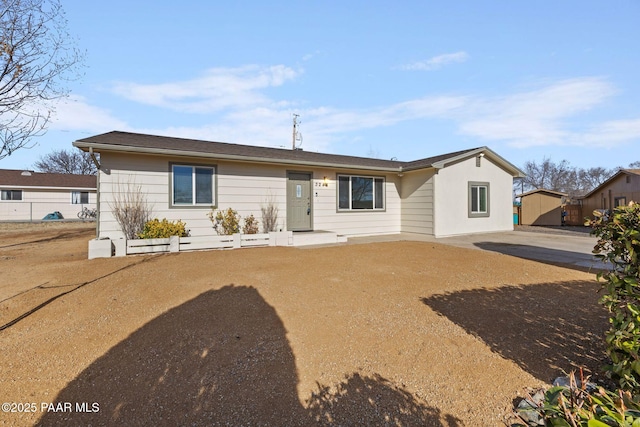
[517,189,567,226]
[0,169,96,221]
[73,131,525,240]
[581,169,640,217]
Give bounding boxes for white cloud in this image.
[304,96,466,135]
[398,51,469,71]
[111,65,302,114]
[578,118,640,148]
[457,77,622,148]
[50,95,128,132]
[108,65,639,155]
[130,95,467,155]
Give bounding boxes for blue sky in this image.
[2,0,639,171]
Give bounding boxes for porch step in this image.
[292,231,347,246]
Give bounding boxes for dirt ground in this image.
[0,223,608,426]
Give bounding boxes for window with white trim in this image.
[338,175,384,210]
[71,191,89,204]
[468,182,489,217]
[1,190,22,201]
[172,164,215,206]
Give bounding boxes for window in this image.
[615,197,627,207]
[172,164,215,206]
[468,182,489,217]
[71,191,89,204]
[337,175,384,210]
[1,190,22,201]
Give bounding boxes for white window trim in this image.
[171,164,216,207]
[71,191,89,204]
[337,174,385,211]
[468,182,490,218]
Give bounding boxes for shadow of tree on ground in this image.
[422,281,609,383]
[39,285,459,426]
[307,372,462,427]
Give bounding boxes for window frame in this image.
[615,196,627,207]
[170,163,217,208]
[468,182,490,218]
[336,174,385,212]
[1,189,22,201]
[71,191,89,204]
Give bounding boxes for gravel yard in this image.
[0,223,608,426]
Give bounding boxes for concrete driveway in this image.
[348,228,605,272]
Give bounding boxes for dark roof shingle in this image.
[75,131,486,172]
[0,169,96,189]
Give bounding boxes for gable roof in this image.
[74,131,525,176]
[0,169,96,190]
[516,188,568,198]
[582,169,640,199]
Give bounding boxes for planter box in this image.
[88,239,114,259]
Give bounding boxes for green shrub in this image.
[514,372,640,427]
[587,202,640,391]
[208,207,241,235]
[138,218,189,239]
[242,214,259,234]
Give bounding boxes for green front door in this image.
[287,172,312,231]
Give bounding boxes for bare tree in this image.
[628,161,640,169]
[260,193,279,232]
[577,167,614,192]
[110,181,152,240]
[521,158,575,193]
[1,0,83,160]
[33,148,97,174]
[517,158,617,197]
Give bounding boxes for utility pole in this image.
[292,114,299,150]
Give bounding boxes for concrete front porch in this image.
[292,230,347,247]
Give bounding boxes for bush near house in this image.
[208,208,241,235]
[138,219,189,239]
[208,208,263,235]
[514,203,640,426]
[588,202,640,391]
[242,214,259,234]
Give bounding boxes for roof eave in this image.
[581,169,629,199]
[429,146,526,177]
[73,141,403,173]
[0,185,96,190]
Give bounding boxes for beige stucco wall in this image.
[520,192,563,226]
[97,152,402,239]
[432,156,514,237]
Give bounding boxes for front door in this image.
[287,172,312,231]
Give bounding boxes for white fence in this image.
[87,231,347,259]
[0,202,95,221]
[125,233,272,255]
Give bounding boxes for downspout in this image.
[89,147,100,171]
[397,167,404,233]
[89,147,101,239]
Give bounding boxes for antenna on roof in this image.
[292,114,303,150]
